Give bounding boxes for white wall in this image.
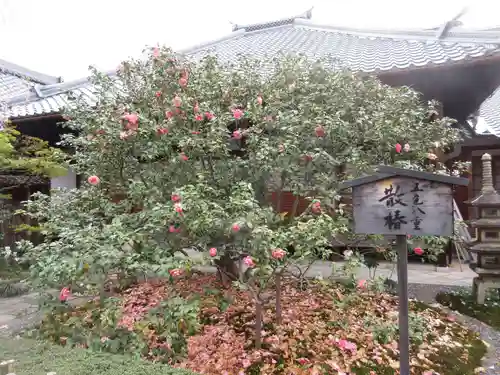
[50,167,77,190]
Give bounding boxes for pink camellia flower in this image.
[155,91,162,98]
[174,203,183,214]
[357,279,367,289]
[178,77,188,87]
[209,247,217,257]
[171,193,181,202]
[257,95,263,105]
[403,143,410,152]
[232,109,244,119]
[180,153,189,161]
[271,248,286,260]
[152,47,159,58]
[243,256,255,268]
[173,95,182,107]
[157,127,169,135]
[123,113,139,125]
[232,223,241,232]
[395,143,402,153]
[194,103,200,113]
[195,114,203,121]
[59,287,71,302]
[191,131,201,135]
[311,200,321,214]
[205,111,214,120]
[232,130,242,139]
[169,225,180,233]
[414,247,424,256]
[169,268,182,277]
[87,175,100,185]
[427,152,438,160]
[297,358,310,365]
[315,125,325,137]
[165,111,173,119]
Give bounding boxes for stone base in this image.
[472,276,500,304]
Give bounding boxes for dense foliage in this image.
[17,48,462,292]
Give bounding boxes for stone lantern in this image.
[468,153,500,304]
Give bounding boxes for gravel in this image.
[408,283,500,375]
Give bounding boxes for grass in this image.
[0,336,199,375]
[436,287,500,330]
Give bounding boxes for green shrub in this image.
[0,337,199,375]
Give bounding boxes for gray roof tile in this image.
[479,85,500,136]
[0,59,61,103]
[3,14,500,120]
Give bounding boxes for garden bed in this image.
[33,274,489,375]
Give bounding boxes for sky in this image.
[0,0,499,82]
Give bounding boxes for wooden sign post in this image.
[340,166,468,375]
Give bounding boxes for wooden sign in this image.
[339,166,468,375]
[352,177,453,236]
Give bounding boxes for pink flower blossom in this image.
[122,113,139,127]
[257,95,263,105]
[209,247,217,257]
[155,91,162,98]
[427,152,438,160]
[157,127,169,135]
[232,130,242,139]
[195,114,203,121]
[357,279,367,289]
[59,287,71,302]
[152,47,159,58]
[165,111,173,119]
[271,248,286,260]
[194,103,200,113]
[171,193,181,202]
[169,225,181,233]
[395,143,402,153]
[205,112,214,120]
[174,203,183,214]
[232,223,241,232]
[297,358,310,365]
[243,256,255,268]
[87,175,100,185]
[180,153,189,161]
[241,358,251,368]
[178,77,188,87]
[169,268,182,277]
[414,247,424,256]
[232,109,244,119]
[315,125,325,137]
[191,131,201,135]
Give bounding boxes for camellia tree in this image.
[19,48,463,346]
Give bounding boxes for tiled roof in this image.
[0,59,61,104]
[478,85,500,136]
[4,12,500,119]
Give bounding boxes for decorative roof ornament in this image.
[436,7,468,39]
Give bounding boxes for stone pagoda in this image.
[468,153,500,304]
